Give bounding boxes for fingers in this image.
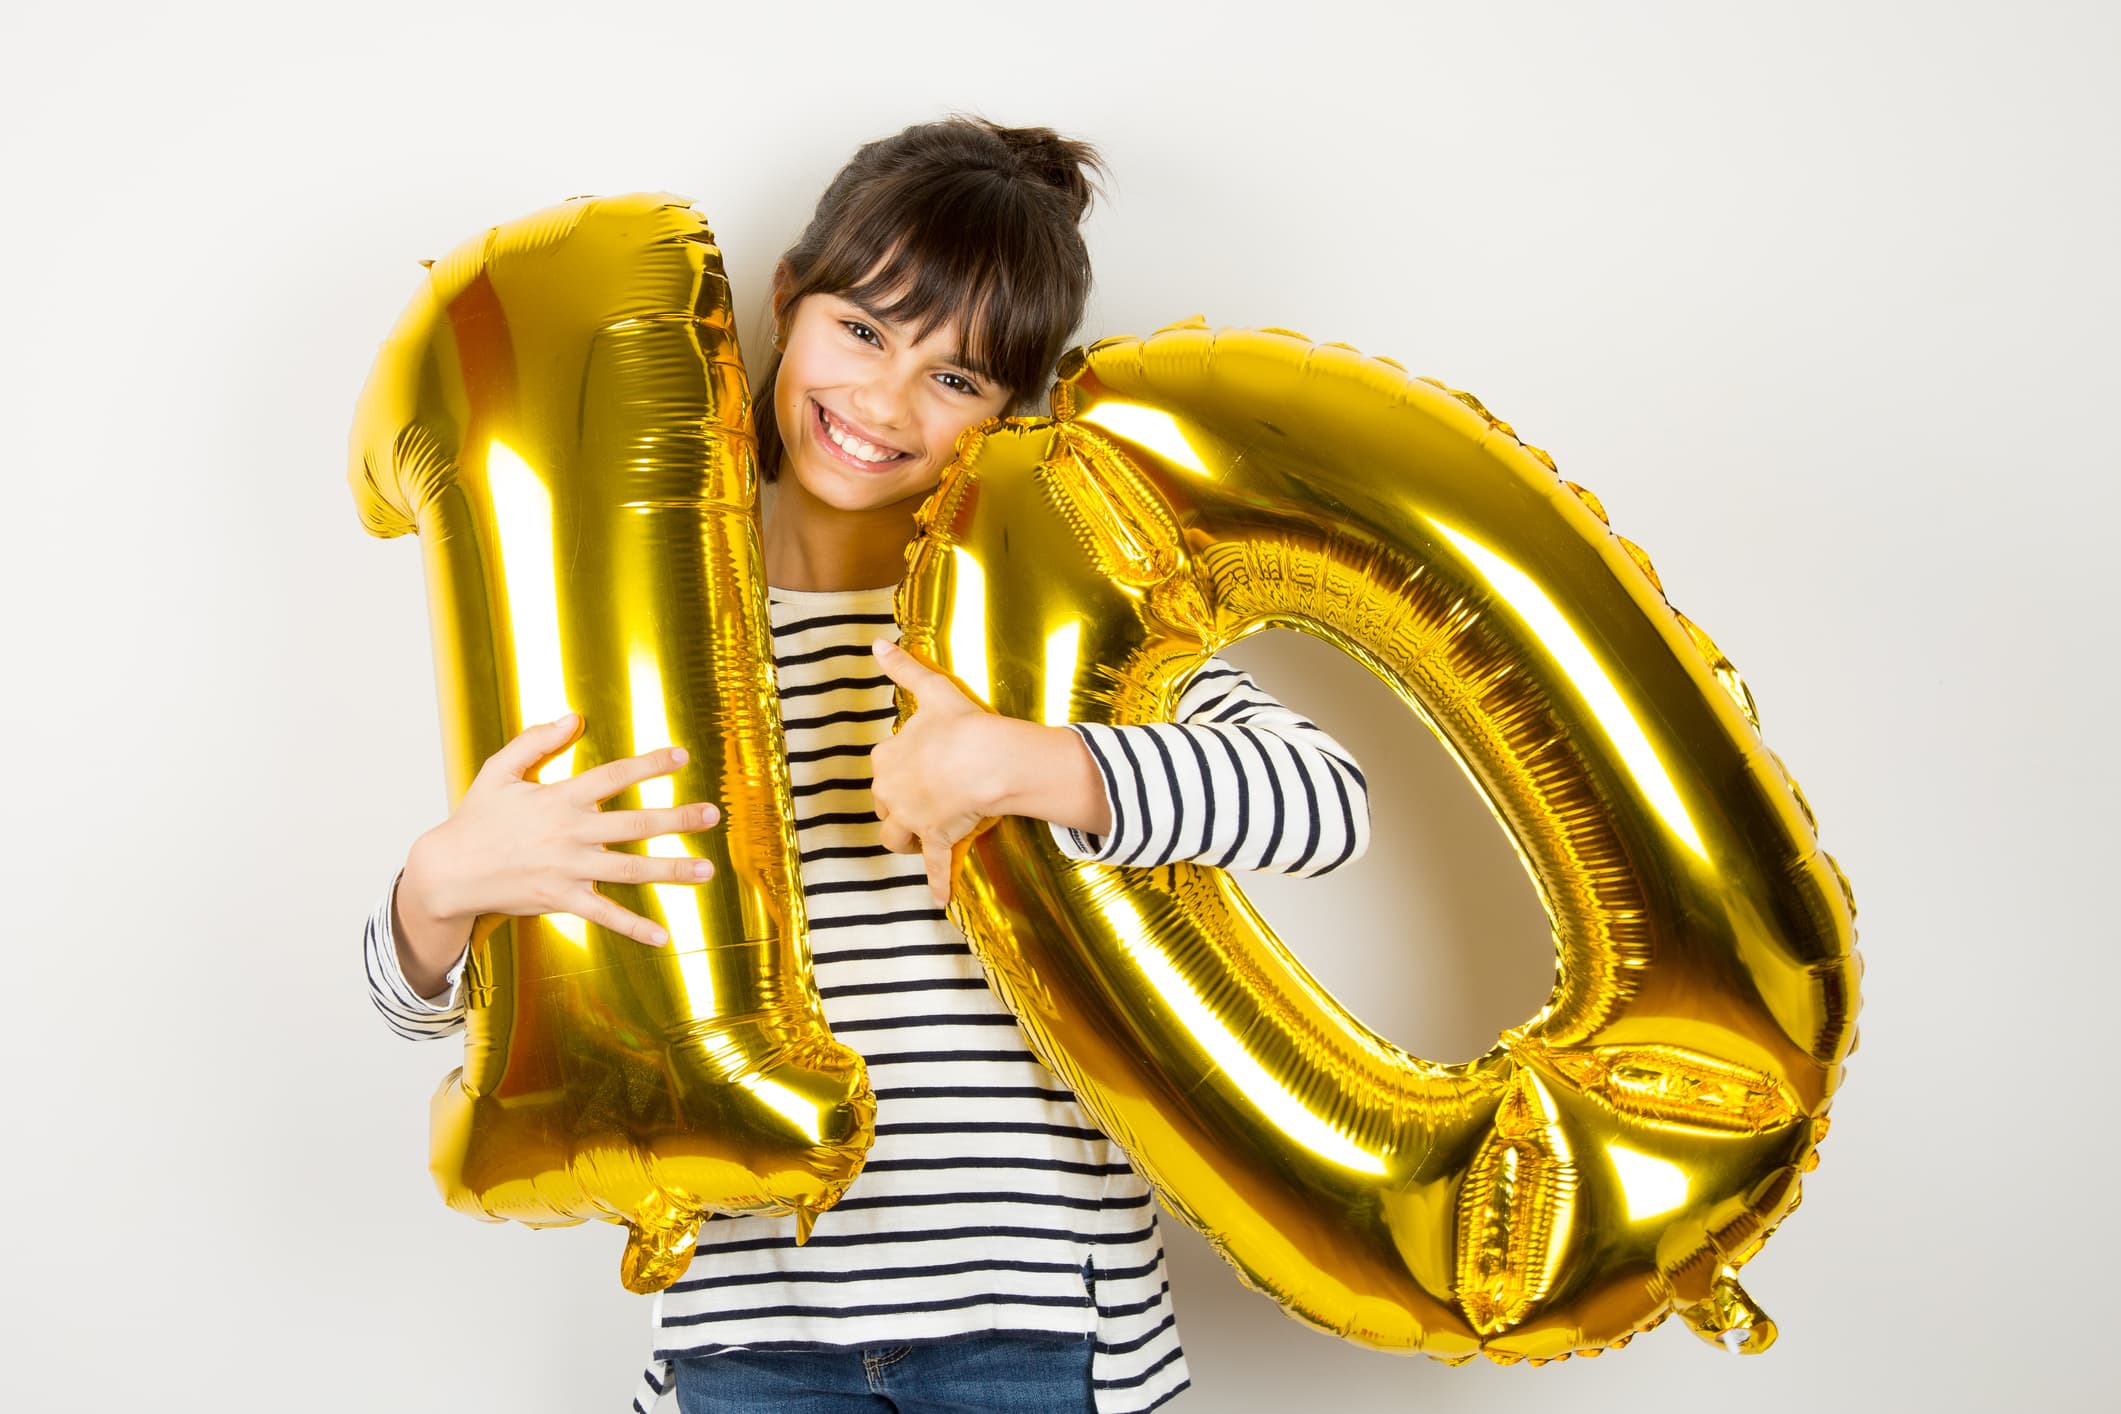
[578,848,717,889]
[482,712,584,783]
[922,839,954,909]
[561,850,719,949]
[872,780,909,850]
[558,888,671,948]
[585,801,721,845]
[567,745,691,806]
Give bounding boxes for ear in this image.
[769,259,796,328]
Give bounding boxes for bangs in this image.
[751,116,1103,481]
[792,169,1086,407]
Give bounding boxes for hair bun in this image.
[971,118,1106,222]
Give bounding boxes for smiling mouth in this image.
[814,401,910,466]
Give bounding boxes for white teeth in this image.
[822,409,902,463]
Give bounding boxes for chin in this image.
[786,454,937,513]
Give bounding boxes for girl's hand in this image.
[394,713,720,992]
[869,642,1006,908]
[869,640,1114,908]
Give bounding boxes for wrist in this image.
[400,827,476,943]
[967,714,1039,818]
[991,720,1112,836]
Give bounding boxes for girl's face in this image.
[772,285,1013,512]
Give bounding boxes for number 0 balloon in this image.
[895,320,1860,1362]
[349,194,874,1293]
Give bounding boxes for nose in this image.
[846,365,915,438]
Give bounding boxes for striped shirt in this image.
[366,583,1371,1412]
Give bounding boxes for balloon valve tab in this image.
[1680,1267,1778,1354]
[618,1213,702,1295]
[792,1201,818,1246]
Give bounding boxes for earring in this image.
[771,325,785,351]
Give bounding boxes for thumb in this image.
[485,711,582,782]
[873,640,950,703]
[869,640,975,712]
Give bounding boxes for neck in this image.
[760,475,925,592]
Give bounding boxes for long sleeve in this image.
[1049,659,1371,877]
[363,870,470,1039]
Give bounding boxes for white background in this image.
[4,1,2114,1409]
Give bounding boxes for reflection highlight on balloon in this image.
[1433,520,1704,857]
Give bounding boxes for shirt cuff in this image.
[378,869,469,1011]
[1044,724,1128,864]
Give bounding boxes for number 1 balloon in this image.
[349,194,874,1293]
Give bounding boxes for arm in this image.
[364,869,470,1039]
[1048,659,1371,877]
[870,643,1370,906]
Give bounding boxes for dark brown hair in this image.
[756,114,1105,480]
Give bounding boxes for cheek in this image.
[774,349,841,439]
[776,335,854,405]
[925,397,1010,458]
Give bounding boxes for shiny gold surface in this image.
[349,194,873,1293]
[897,320,1859,1360]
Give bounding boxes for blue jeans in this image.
[673,1332,1096,1413]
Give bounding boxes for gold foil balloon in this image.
[895,319,1859,1361]
[349,194,873,1293]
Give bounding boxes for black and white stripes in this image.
[1059,663,1371,875]
[368,582,1369,1414]
[363,879,466,1035]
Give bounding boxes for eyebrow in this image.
[839,293,997,383]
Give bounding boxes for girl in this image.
[365,116,1372,1414]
